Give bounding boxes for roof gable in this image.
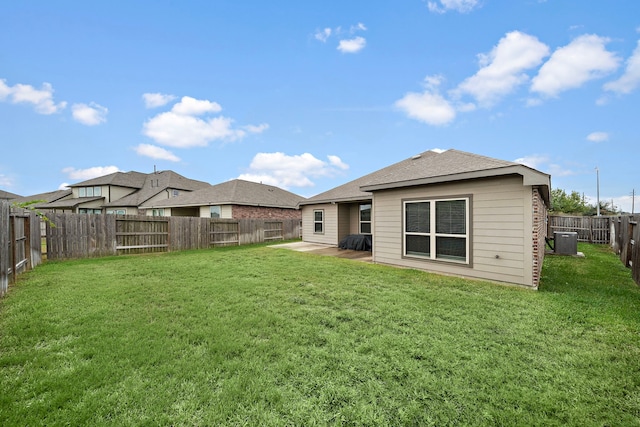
[302,149,551,205]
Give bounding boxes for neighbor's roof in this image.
[11,189,73,207]
[68,171,148,189]
[40,196,104,209]
[143,179,305,209]
[0,189,22,200]
[301,149,551,205]
[103,170,211,207]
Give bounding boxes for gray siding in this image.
[301,204,338,245]
[372,176,535,287]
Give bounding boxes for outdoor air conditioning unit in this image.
[554,231,578,255]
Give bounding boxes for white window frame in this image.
[403,197,470,264]
[210,205,221,218]
[152,208,165,217]
[313,209,324,234]
[359,203,372,234]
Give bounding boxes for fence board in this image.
[44,213,301,258]
[549,215,612,244]
[0,201,9,296]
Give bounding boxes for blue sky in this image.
[1,0,639,212]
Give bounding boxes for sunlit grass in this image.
[1,243,639,426]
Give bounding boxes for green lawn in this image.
[1,243,639,426]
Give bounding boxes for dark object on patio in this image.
[339,234,372,251]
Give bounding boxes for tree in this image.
[550,189,590,215]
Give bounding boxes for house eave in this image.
[361,166,550,192]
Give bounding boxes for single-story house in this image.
[299,149,550,289]
[33,170,210,215]
[141,179,304,220]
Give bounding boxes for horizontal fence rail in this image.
[0,201,43,297]
[45,213,301,260]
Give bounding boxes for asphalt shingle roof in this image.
[145,179,304,209]
[301,149,549,205]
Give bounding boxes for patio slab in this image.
[269,241,372,262]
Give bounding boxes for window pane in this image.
[436,200,466,234]
[79,188,86,197]
[86,187,94,197]
[406,202,430,233]
[436,236,466,261]
[94,186,102,196]
[210,206,221,218]
[314,223,323,233]
[360,222,371,234]
[360,204,371,222]
[314,211,323,222]
[406,235,430,256]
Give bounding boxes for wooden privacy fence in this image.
[45,213,301,260]
[0,201,43,297]
[549,215,612,244]
[612,215,639,286]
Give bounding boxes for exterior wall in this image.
[231,205,301,220]
[338,204,352,241]
[109,186,137,203]
[301,204,338,245]
[373,176,537,287]
[531,188,548,288]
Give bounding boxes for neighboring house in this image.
[142,179,304,220]
[299,149,551,289]
[0,189,22,201]
[34,170,210,215]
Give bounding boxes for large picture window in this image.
[404,197,469,263]
[359,203,371,234]
[313,210,324,234]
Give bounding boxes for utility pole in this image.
[595,167,600,216]
[633,189,636,215]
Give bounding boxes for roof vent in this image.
[411,154,421,160]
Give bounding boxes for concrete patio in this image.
[269,241,372,262]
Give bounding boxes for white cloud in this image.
[430,148,447,153]
[351,23,367,33]
[531,34,621,97]
[586,131,609,142]
[395,90,456,126]
[58,182,71,190]
[134,144,180,162]
[238,152,349,189]
[454,31,550,106]
[171,96,221,115]
[0,173,13,187]
[244,123,270,134]
[514,154,549,170]
[604,40,640,94]
[0,79,66,114]
[427,0,480,13]
[315,28,332,42]
[327,155,349,170]
[72,102,108,126]
[143,92,176,108]
[142,96,266,148]
[337,36,366,53]
[62,166,120,180]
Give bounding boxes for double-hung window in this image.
[359,204,372,234]
[313,210,324,234]
[404,197,469,264]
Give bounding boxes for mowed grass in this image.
[1,243,639,426]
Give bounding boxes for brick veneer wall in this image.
[531,188,548,289]
[231,204,301,220]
